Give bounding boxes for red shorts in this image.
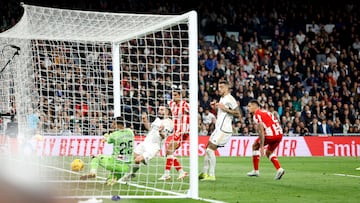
[168,132,189,148]
[255,135,283,152]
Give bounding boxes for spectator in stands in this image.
[5,115,18,138]
[214,31,224,49]
[319,118,332,135]
[199,123,209,136]
[353,119,360,133]
[241,127,250,136]
[298,121,309,136]
[26,107,40,137]
[3,0,360,138]
[75,101,88,116]
[343,118,351,134]
[202,107,216,127]
[308,117,321,135]
[200,92,212,110]
[241,90,253,115]
[233,121,242,135]
[303,108,314,126]
[204,53,217,72]
[295,29,306,46]
[352,36,360,53]
[332,117,341,132]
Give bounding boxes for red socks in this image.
[165,156,182,171]
[270,155,281,170]
[253,155,260,170]
[173,157,182,171]
[165,156,173,170]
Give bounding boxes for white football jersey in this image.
[144,117,173,145]
[215,93,238,133]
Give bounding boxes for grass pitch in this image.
[197,156,360,203]
[81,156,360,203]
[3,156,360,203]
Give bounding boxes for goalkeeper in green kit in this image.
[80,117,134,185]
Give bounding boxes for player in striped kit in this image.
[199,79,241,181]
[158,86,190,181]
[246,99,285,180]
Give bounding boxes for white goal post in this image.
[0,3,198,200]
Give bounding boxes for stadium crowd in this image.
[1,0,360,136]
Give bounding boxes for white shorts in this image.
[209,128,232,147]
[133,142,160,164]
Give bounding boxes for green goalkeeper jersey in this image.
[107,128,134,163]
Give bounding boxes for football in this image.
[71,159,84,172]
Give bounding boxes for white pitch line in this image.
[333,173,360,178]
[197,198,226,203]
[40,163,224,202]
[4,158,223,203]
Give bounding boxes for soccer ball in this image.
[71,159,84,172]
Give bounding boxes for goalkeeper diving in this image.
[80,117,134,185]
[120,105,173,182]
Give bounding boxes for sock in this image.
[206,148,216,176]
[131,164,140,174]
[202,152,210,174]
[165,155,174,170]
[269,154,281,170]
[173,157,182,171]
[89,169,97,174]
[89,156,99,174]
[252,151,260,171]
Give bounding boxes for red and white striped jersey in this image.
[168,100,190,135]
[253,109,283,137]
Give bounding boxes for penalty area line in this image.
[197,198,226,203]
[333,173,360,178]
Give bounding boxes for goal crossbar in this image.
[0,4,195,44]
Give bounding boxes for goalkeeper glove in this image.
[102,133,109,143]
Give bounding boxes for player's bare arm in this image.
[159,131,166,139]
[158,125,166,139]
[257,122,265,156]
[215,102,241,117]
[226,106,241,118]
[134,155,144,164]
[166,138,181,154]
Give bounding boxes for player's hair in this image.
[159,105,172,117]
[171,84,182,93]
[114,116,125,126]
[218,79,231,90]
[249,99,261,107]
[165,105,172,117]
[218,79,229,85]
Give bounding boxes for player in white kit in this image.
[199,79,241,181]
[120,105,173,182]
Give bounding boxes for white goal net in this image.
[0,3,198,201]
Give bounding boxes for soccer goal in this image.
[0,3,198,201]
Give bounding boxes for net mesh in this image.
[0,4,196,199]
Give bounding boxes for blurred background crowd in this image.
[1,0,360,136]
